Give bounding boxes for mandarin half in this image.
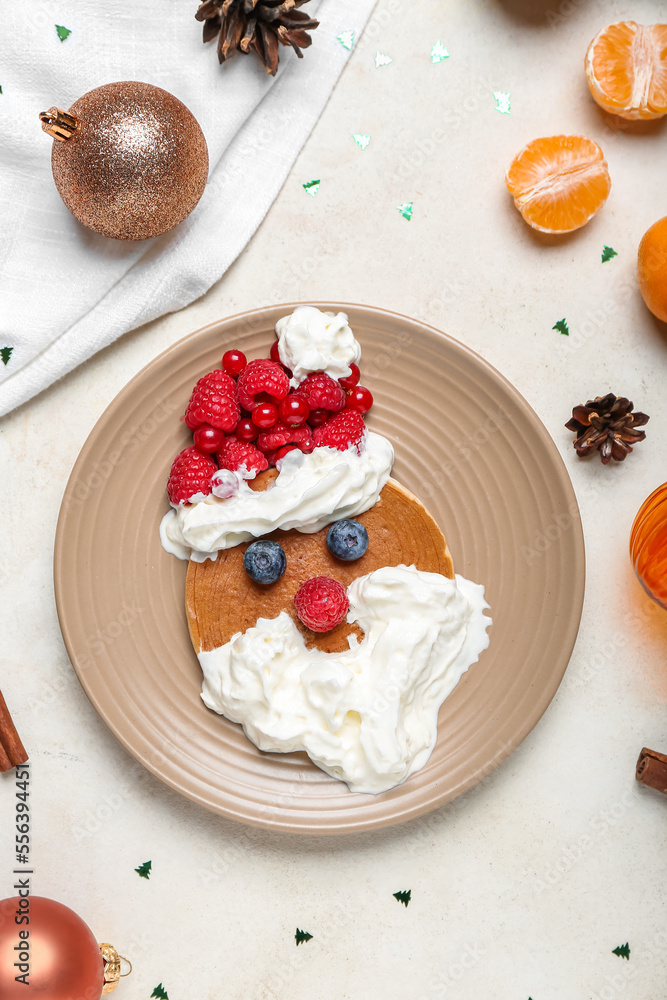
[506,135,611,234]
[585,21,667,121]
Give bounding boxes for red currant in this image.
[252,402,279,428]
[268,340,292,377]
[193,424,225,453]
[275,444,298,462]
[278,394,310,426]
[235,418,259,442]
[345,385,373,414]
[222,349,247,377]
[308,408,329,427]
[339,363,360,390]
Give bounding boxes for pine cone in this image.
[565,393,649,464]
[195,0,319,76]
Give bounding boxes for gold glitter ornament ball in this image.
[42,81,208,241]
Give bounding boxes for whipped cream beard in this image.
[199,565,491,795]
[275,306,362,386]
[160,432,394,562]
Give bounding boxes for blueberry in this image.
[243,540,286,584]
[326,520,369,561]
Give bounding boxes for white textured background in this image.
[1,0,667,998]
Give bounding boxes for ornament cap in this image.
[39,107,79,142]
[99,943,132,995]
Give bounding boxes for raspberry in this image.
[167,447,217,505]
[294,576,349,633]
[313,410,366,453]
[237,359,290,411]
[184,370,240,432]
[203,368,237,392]
[217,438,268,475]
[257,422,314,453]
[299,372,346,412]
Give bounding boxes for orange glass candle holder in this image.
[630,483,667,609]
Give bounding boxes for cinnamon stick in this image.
[635,747,667,794]
[0,690,28,772]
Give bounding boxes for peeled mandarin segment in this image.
[505,135,611,234]
[585,21,667,120]
[637,216,667,322]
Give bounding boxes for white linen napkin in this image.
[0,0,377,417]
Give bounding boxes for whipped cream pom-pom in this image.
[275,306,362,385]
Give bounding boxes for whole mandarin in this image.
[637,217,667,323]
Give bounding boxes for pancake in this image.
[186,476,453,656]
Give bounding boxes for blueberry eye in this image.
[243,540,287,584]
[326,520,369,561]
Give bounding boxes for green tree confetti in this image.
[375,51,392,68]
[55,25,71,42]
[151,986,169,999]
[493,91,511,114]
[612,943,630,960]
[134,860,152,879]
[303,179,320,198]
[553,318,569,336]
[0,86,3,95]
[393,890,411,907]
[431,41,449,64]
[1,347,13,365]
[353,133,371,151]
[295,928,313,945]
[337,30,354,51]
[601,245,618,262]
[397,202,413,221]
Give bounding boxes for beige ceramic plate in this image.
[54,304,585,834]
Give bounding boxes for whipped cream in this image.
[160,432,394,562]
[275,306,362,385]
[199,565,491,794]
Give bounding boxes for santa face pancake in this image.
[160,308,491,793]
